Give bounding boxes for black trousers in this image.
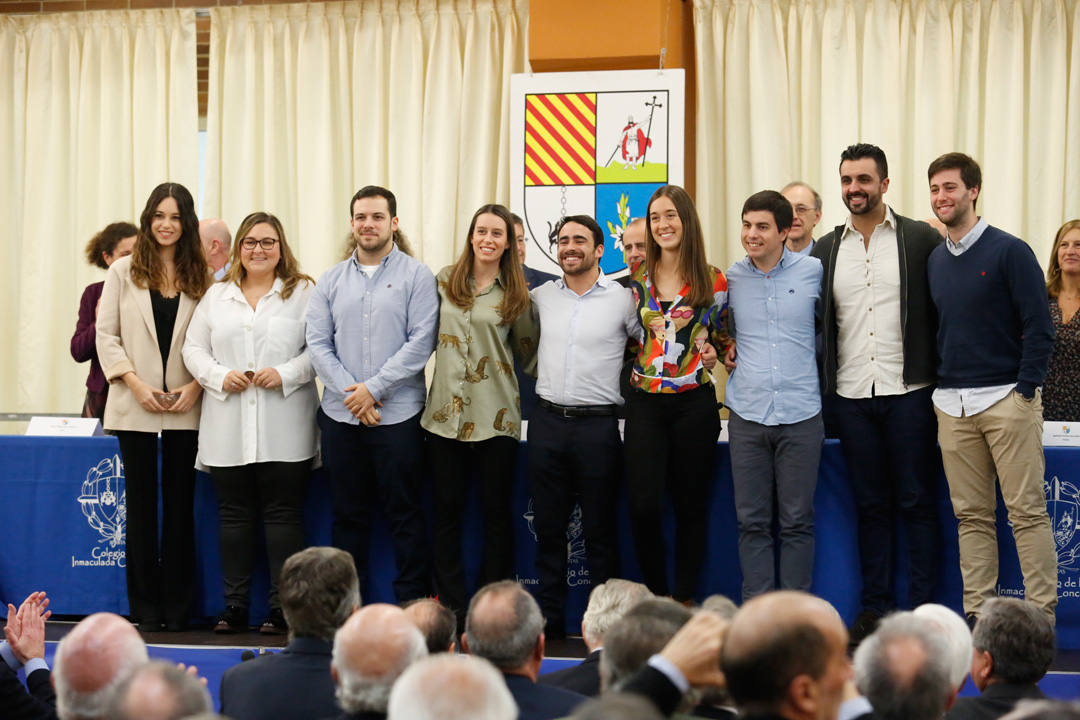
[429,433,518,627]
[115,430,198,624]
[831,385,941,613]
[624,385,720,600]
[318,408,430,602]
[530,405,621,628]
[209,460,309,612]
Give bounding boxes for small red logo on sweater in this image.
[981,271,986,276]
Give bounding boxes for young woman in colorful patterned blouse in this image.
[624,184,728,601]
[421,203,538,628]
[1045,219,1080,421]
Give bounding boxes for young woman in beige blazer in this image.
[96,182,209,631]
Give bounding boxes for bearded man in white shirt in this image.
[811,143,944,644]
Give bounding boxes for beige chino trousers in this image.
[936,390,1058,622]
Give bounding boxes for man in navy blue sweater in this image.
[926,152,1057,625]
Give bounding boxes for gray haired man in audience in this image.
[106,660,212,720]
[329,603,427,720]
[463,580,585,720]
[53,612,148,720]
[947,598,1054,720]
[387,654,517,720]
[403,598,458,654]
[540,578,652,697]
[219,547,361,720]
[914,603,974,693]
[600,599,692,692]
[853,612,956,720]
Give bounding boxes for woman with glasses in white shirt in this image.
[183,211,318,635]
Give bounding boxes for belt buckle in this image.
[561,405,574,419]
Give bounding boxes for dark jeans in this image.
[317,408,430,602]
[728,412,824,600]
[429,433,519,626]
[209,460,310,612]
[115,430,198,624]
[831,385,941,613]
[624,385,721,600]
[530,405,621,627]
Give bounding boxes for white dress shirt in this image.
[931,217,1016,417]
[833,205,928,398]
[531,273,640,406]
[183,278,319,467]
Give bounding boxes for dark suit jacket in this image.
[503,672,586,720]
[539,649,602,697]
[325,712,385,720]
[524,265,558,290]
[220,637,338,720]
[1,664,57,720]
[947,681,1047,720]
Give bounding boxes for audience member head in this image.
[853,612,954,720]
[331,603,428,715]
[570,694,665,720]
[85,222,138,270]
[781,182,823,250]
[53,612,149,720]
[464,580,544,679]
[279,547,360,643]
[701,594,738,619]
[971,598,1055,692]
[1003,700,1080,720]
[580,578,653,652]
[913,603,973,691]
[1047,219,1080,298]
[403,598,458,653]
[107,660,212,720]
[387,653,517,720]
[600,598,693,690]
[198,218,231,273]
[622,217,647,269]
[721,591,850,720]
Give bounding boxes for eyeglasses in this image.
[792,205,818,216]
[241,238,279,251]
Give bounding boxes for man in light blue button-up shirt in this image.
[306,186,438,602]
[725,190,824,602]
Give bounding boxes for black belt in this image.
[538,398,617,418]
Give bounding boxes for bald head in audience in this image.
[403,598,457,653]
[107,660,212,720]
[387,654,517,720]
[331,604,427,716]
[463,579,545,681]
[721,591,850,720]
[53,612,149,720]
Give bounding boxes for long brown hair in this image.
[1047,219,1080,299]
[444,204,528,324]
[224,212,314,300]
[644,185,715,308]
[130,183,210,299]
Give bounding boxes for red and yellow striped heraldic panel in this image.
[525,93,597,186]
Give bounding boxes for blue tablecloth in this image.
[2,436,1079,645]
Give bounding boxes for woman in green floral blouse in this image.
[421,203,538,628]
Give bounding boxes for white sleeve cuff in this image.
[647,654,689,694]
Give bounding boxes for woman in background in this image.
[96,182,209,631]
[421,203,536,630]
[184,211,317,635]
[71,222,138,420]
[1045,219,1080,421]
[624,184,726,602]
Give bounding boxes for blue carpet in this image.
[27,643,1080,711]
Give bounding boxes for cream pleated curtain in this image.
[203,0,528,277]
[0,9,198,414]
[694,0,1080,270]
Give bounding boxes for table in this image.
[2,436,1078,645]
